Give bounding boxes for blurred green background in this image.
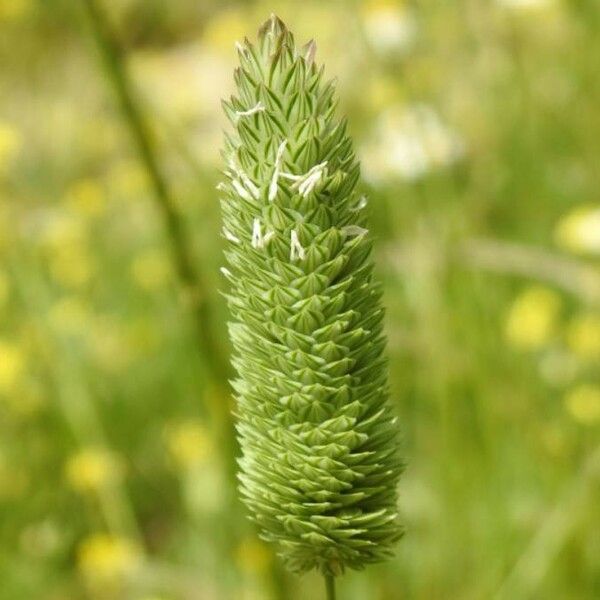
[1,0,599,598]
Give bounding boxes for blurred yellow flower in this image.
[41,212,87,251]
[65,448,123,493]
[131,250,171,292]
[566,313,600,360]
[564,384,600,425]
[0,121,22,172]
[235,536,273,575]
[48,296,92,336]
[203,9,248,52]
[554,205,600,255]
[0,268,10,308]
[64,179,106,219]
[48,246,95,289]
[361,0,417,56]
[77,534,140,583]
[0,340,25,395]
[0,0,32,20]
[504,286,561,350]
[165,421,212,469]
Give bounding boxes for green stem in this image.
[79,0,235,462]
[325,574,336,600]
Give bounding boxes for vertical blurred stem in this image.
[79,0,234,464]
[78,3,290,598]
[325,575,336,600]
[494,443,600,599]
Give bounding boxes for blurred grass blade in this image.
[79,0,235,465]
[494,443,600,599]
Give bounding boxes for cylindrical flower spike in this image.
[219,15,403,576]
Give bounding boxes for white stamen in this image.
[215,182,227,191]
[298,172,322,196]
[220,267,234,280]
[235,41,245,54]
[280,172,302,182]
[232,179,251,201]
[240,173,259,199]
[235,101,266,118]
[268,140,287,201]
[223,228,240,244]
[350,195,368,211]
[228,159,260,199]
[289,161,328,197]
[290,230,305,261]
[252,218,263,248]
[342,225,368,237]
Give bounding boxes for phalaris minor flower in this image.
[218,15,403,584]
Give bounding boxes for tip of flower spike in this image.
[302,39,317,65]
[258,14,289,44]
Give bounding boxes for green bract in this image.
[219,15,403,576]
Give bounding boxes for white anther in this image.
[235,101,266,118]
[268,140,287,201]
[290,229,305,261]
[220,267,234,279]
[240,173,259,199]
[298,172,322,197]
[342,225,368,237]
[252,218,263,248]
[215,182,227,191]
[280,172,302,182]
[350,195,368,211]
[235,41,246,54]
[263,231,275,246]
[228,159,259,199]
[232,179,251,201]
[223,228,240,244]
[290,161,328,197]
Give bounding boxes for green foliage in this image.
[220,15,403,575]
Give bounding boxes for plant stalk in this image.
[79,0,234,451]
[325,574,336,600]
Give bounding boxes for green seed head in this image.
[219,15,403,576]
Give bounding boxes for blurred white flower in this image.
[554,205,600,256]
[497,0,556,9]
[132,42,231,125]
[131,42,232,167]
[361,104,465,182]
[538,349,578,387]
[361,1,417,56]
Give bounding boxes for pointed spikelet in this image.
[219,15,403,576]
